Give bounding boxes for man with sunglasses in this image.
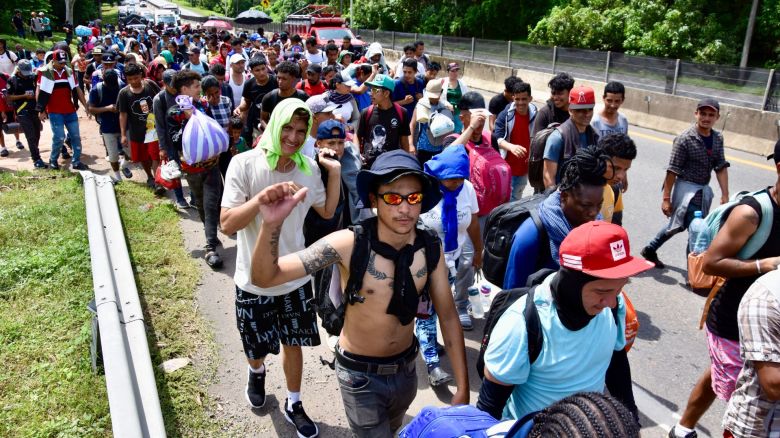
[251,150,469,437]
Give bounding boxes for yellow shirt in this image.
[601,184,624,223]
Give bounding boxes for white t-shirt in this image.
[228,73,246,109]
[419,180,479,260]
[0,52,17,76]
[305,50,325,64]
[222,148,326,296]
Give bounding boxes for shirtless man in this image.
[251,150,469,437]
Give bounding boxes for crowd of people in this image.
[1,14,779,438]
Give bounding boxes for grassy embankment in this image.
[0,171,225,436]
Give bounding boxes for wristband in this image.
[756,259,762,274]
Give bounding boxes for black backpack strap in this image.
[523,285,544,364]
[344,222,369,304]
[530,209,551,272]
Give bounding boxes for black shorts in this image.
[235,283,320,360]
[4,111,15,123]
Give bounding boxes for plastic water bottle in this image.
[688,211,710,254]
[468,287,484,318]
[480,285,492,313]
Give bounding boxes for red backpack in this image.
[463,132,511,216]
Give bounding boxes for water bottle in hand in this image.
[688,211,710,255]
[468,287,484,319]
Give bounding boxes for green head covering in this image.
[259,99,313,175]
[160,50,174,65]
[337,50,352,64]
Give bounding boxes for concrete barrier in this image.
[385,48,779,157]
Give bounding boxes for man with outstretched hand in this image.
[251,150,469,438]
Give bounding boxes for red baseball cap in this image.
[559,222,654,279]
[568,85,595,110]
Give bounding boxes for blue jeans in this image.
[49,112,82,164]
[511,175,528,202]
[646,199,701,252]
[415,242,475,369]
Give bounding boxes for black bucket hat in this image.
[356,150,442,213]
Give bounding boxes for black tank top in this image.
[706,191,780,341]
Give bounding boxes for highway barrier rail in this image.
[81,171,166,438]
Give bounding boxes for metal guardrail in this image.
[81,171,166,438]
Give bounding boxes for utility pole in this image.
[740,0,760,67]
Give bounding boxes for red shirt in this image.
[37,69,77,114]
[296,79,327,97]
[506,112,530,176]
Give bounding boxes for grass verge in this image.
[0,31,73,52]
[0,171,224,437]
[102,4,119,26]
[170,0,222,18]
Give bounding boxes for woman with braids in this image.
[503,147,612,290]
[477,216,654,421]
[526,392,640,437]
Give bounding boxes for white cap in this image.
[229,53,245,65]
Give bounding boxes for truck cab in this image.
[283,4,363,52]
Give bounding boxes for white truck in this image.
[154,11,179,26]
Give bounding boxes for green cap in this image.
[366,74,395,92]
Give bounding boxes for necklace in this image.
[278,159,295,173]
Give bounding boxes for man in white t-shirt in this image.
[303,36,325,64]
[220,99,341,438]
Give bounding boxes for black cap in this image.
[696,98,720,113]
[355,150,442,213]
[458,91,486,111]
[769,139,780,164]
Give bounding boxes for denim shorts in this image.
[234,284,320,360]
[335,343,419,437]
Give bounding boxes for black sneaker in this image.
[49,161,60,170]
[33,159,48,169]
[427,366,453,387]
[60,148,71,160]
[245,367,266,408]
[153,184,167,197]
[204,249,224,270]
[0,148,8,157]
[122,165,133,179]
[641,247,665,269]
[16,141,24,150]
[668,426,697,438]
[283,399,319,438]
[72,162,89,171]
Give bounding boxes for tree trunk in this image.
[65,0,77,24]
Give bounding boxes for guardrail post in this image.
[507,41,512,66]
[604,51,611,83]
[552,46,558,73]
[671,59,681,95]
[439,35,444,56]
[470,37,476,61]
[762,69,775,111]
[372,29,376,42]
[391,31,396,50]
[414,32,418,42]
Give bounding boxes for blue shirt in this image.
[543,129,590,183]
[485,273,626,420]
[392,77,424,117]
[88,82,123,134]
[352,79,372,112]
[503,216,558,289]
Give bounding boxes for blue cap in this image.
[316,120,346,140]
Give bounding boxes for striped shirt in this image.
[38,68,77,114]
[723,269,780,438]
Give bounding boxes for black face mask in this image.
[550,268,600,331]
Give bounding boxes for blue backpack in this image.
[699,189,774,259]
[399,405,537,438]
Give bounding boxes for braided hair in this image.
[558,147,609,193]
[529,392,640,438]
